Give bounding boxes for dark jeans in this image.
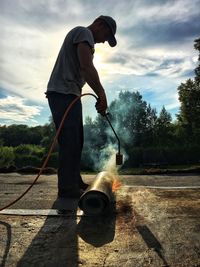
[47,92,83,194]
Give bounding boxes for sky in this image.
[0,0,200,126]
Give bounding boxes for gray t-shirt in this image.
[46,26,95,96]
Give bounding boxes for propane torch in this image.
[78,113,123,215]
[104,113,123,165]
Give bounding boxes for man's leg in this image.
[47,93,83,197]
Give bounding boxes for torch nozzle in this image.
[116,153,123,165]
[105,114,123,166]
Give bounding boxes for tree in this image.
[81,116,99,170]
[40,117,56,150]
[84,116,100,149]
[0,124,44,146]
[177,38,200,141]
[0,147,15,168]
[0,125,30,146]
[143,104,157,146]
[155,106,172,145]
[194,38,200,85]
[29,126,44,145]
[108,91,149,147]
[177,79,200,136]
[93,114,108,147]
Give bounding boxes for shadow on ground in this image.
[15,201,116,267]
[0,221,12,267]
[136,225,169,267]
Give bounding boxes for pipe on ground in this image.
[78,171,115,215]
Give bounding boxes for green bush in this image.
[164,145,200,164]
[14,154,41,168]
[124,145,200,168]
[45,152,58,169]
[141,147,167,165]
[124,147,143,167]
[14,144,45,156]
[81,147,97,171]
[13,144,45,168]
[0,146,15,168]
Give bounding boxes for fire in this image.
[112,178,121,192]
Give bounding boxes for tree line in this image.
[0,38,200,171]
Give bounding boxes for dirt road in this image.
[0,173,200,267]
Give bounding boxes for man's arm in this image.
[77,42,107,115]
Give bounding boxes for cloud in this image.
[0,0,85,30]
[0,96,41,124]
[105,48,196,82]
[0,0,199,125]
[112,0,199,81]
[125,14,200,46]
[119,0,200,33]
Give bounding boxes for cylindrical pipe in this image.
[78,171,114,215]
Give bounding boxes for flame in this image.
[112,178,122,192]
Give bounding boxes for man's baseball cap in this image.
[98,15,117,47]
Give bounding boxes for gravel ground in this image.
[0,173,200,267]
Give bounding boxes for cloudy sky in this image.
[0,0,199,126]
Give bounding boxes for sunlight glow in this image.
[93,45,116,78]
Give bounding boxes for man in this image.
[46,15,117,198]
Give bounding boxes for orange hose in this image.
[0,93,97,211]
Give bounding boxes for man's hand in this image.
[95,90,108,116]
[77,43,108,116]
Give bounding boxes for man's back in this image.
[47,26,94,96]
